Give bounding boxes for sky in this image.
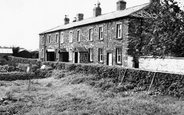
[0,0,160,50]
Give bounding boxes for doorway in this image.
[107,53,113,66]
[47,52,55,61]
[59,52,69,62]
[133,56,139,68]
[75,52,78,63]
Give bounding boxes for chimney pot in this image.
[116,0,126,11]
[76,13,84,21]
[64,15,70,25]
[93,2,102,17]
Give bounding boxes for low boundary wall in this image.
[139,57,184,74]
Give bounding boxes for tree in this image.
[128,0,184,57]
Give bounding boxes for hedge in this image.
[0,70,52,81]
[42,61,184,97]
[0,72,35,81]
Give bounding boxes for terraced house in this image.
[39,0,154,68]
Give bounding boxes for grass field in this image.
[0,70,184,115]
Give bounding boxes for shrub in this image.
[34,69,52,78]
[0,58,8,65]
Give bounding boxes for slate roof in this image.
[0,48,13,54]
[40,3,149,34]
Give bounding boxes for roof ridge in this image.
[40,3,150,34]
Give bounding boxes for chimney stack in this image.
[93,2,101,17]
[64,15,70,25]
[116,0,126,11]
[76,13,84,21]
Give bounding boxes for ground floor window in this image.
[116,47,122,64]
[98,48,103,63]
[88,48,93,62]
[41,49,44,58]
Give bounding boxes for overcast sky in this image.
[0,0,161,50]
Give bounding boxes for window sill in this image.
[116,37,123,40]
[116,62,122,65]
[99,38,104,41]
[98,61,104,64]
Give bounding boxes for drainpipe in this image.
[58,31,61,61]
[43,33,46,61]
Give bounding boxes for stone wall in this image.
[39,17,135,67]
[139,57,184,74]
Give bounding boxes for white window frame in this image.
[41,36,44,45]
[60,32,64,43]
[116,48,122,64]
[89,28,93,41]
[48,34,51,43]
[69,49,73,61]
[99,26,103,40]
[99,48,103,62]
[69,31,73,43]
[77,30,80,42]
[56,34,59,43]
[89,48,93,62]
[41,48,44,58]
[116,23,122,39]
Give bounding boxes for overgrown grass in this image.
[0,70,184,115]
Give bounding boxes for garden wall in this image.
[42,61,184,97]
[139,57,184,74]
[8,56,41,67]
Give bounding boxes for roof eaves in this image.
[39,3,149,35]
[39,25,61,35]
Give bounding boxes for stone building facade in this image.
[39,0,153,67]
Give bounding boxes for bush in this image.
[0,58,8,65]
[34,69,52,78]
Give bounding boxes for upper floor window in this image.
[116,23,122,39]
[89,28,93,41]
[56,34,59,43]
[98,48,103,63]
[77,30,80,42]
[69,31,73,43]
[41,36,44,45]
[48,35,51,43]
[60,32,64,43]
[116,47,122,64]
[99,26,103,40]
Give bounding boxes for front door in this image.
[75,52,78,63]
[47,52,55,61]
[59,52,69,62]
[63,52,69,62]
[107,53,113,66]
